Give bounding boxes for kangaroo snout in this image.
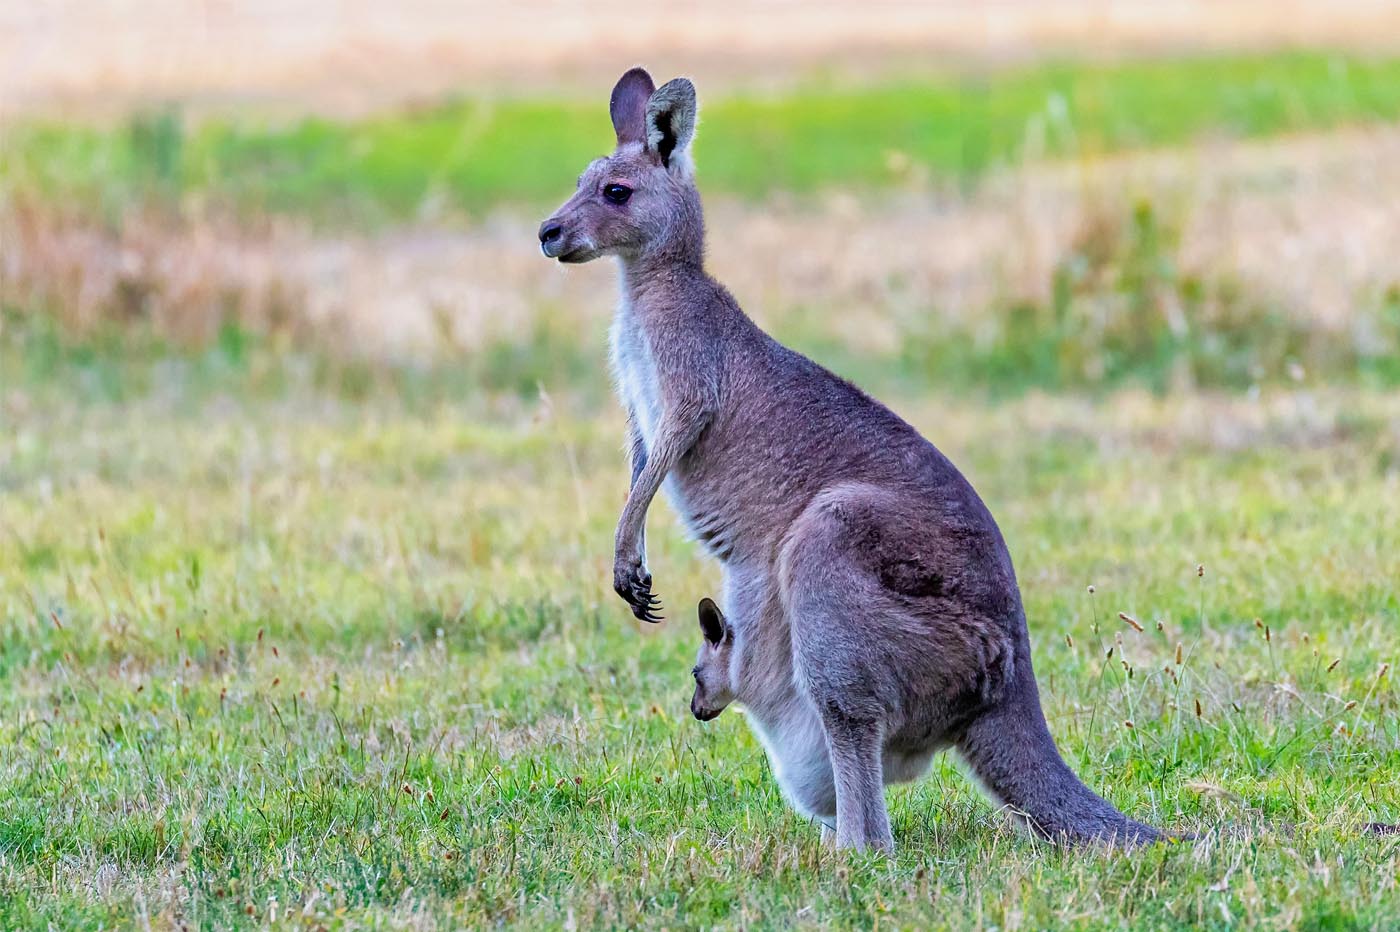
[691,696,721,722]
[538,218,565,256]
[537,216,597,263]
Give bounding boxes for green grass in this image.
[7,51,1400,222]
[3,332,1400,929]
[5,48,1400,927]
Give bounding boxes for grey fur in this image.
[539,67,1159,852]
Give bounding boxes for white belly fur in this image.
[742,698,837,821]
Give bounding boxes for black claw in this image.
[614,563,663,621]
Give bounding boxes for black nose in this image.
[538,220,563,245]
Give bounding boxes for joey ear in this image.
[610,67,656,147]
[697,598,726,646]
[646,78,698,172]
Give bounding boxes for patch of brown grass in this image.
[1,199,308,346]
[6,127,1399,376]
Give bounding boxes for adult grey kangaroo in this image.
[537,67,1158,851]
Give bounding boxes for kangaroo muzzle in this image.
[538,218,566,257]
[691,695,722,721]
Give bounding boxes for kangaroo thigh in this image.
[779,483,1016,735]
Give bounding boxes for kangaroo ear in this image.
[697,598,726,646]
[646,78,698,173]
[610,67,655,147]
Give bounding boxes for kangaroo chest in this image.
[607,297,740,560]
[608,301,664,449]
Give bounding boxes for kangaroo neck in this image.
[618,250,707,319]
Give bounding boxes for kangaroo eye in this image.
[691,667,701,679]
[603,184,632,205]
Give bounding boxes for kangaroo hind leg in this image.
[824,715,894,852]
[781,531,895,852]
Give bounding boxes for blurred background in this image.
[5,0,1400,394]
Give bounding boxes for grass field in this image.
[5,34,1400,931]
[3,324,1400,929]
[8,51,1400,222]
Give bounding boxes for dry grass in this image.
[6,1,1400,119]
[6,126,1400,373]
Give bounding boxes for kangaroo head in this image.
[538,67,703,264]
[690,598,735,721]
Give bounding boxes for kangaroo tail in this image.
[957,671,1159,845]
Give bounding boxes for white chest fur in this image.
[608,298,664,449]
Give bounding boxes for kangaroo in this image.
[538,66,1158,851]
[689,590,1138,848]
[690,597,891,844]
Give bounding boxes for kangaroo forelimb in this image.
[613,402,710,621]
